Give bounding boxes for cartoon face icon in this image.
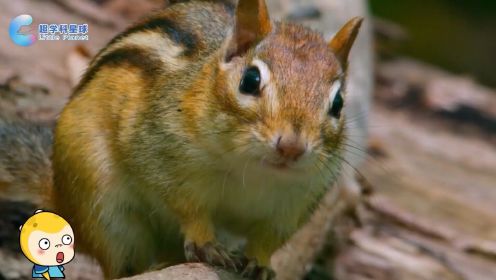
[19,210,75,267]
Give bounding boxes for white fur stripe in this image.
[97,31,186,71]
[253,58,278,112]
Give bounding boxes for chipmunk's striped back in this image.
[53,2,243,277]
[73,1,234,96]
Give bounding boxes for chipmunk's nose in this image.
[276,134,306,161]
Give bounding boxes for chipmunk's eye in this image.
[239,66,261,96]
[328,82,344,118]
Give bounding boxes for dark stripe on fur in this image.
[110,17,198,57]
[73,47,163,95]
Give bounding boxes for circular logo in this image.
[9,15,37,47]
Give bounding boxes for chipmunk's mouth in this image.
[56,252,64,263]
[261,158,293,171]
[268,162,289,170]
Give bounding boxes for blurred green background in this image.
[370,0,496,87]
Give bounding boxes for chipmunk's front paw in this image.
[184,241,242,271]
[241,259,276,280]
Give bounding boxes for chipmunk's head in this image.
[208,0,362,175]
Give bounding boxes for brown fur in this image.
[0,0,364,278]
[0,117,53,205]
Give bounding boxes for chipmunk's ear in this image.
[224,0,271,62]
[329,17,363,69]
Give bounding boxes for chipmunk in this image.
[2,0,364,279]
